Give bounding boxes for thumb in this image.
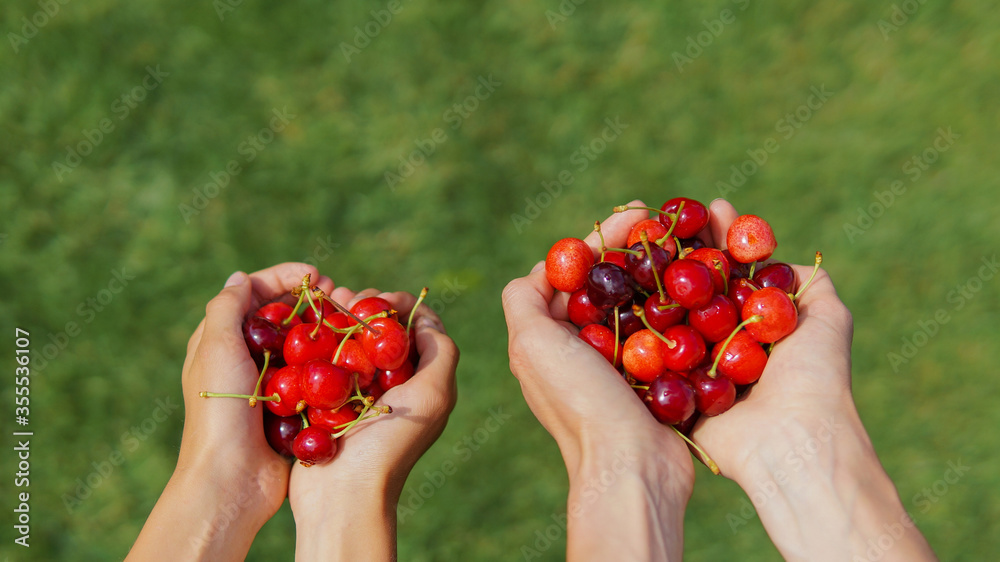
[202,271,253,351]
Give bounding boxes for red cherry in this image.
[292,426,338,466]
[602,250,628,269]
[332,339,376,389]
[643,371,696,425]
[359,317,409,370]
[613,300,644,341]
[623,329,667,383]
[727,277,760,310]
[722,249,752,279]
[348,297,395,327]
[263,365,306,417]
[302,300,337,324]
[368,381,386,401]
[307,405,359,433]
[567,289,607,327]
[263,411,301,457]
[259,365,280,391]
[586,262,635,310]
[643,293,686,332]
[578,324,622,368]
[283,323,339,365]
[661,325,706,372]
[302,359,352,410]
[710,330,768,384]
[624,240,672,293]
[753,262,796,294]
[545,238,595,293]
[686,248,731,295]
[742,287,798,343]
[726,214,777,263]
[256,302,302,331]
[689,294,739,343]
[243,316,285,361]
[323,311,351,345]
[377,361,414,391]
[626,219,670,247]
[658,197,710,239]
[688,367,736,416]
[663,259,716,309]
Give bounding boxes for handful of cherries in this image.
[545,198,822,473]
[200,274,426,466]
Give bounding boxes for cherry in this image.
[256,302,302,330]
[407,326,419,366]
[643,293,686,332]
[623,329,667,383]
[601,250,628,270]
[283,323,339,365]
[727,277,759,310]
[723,249,752,279]
[661,325,707,372]
[586,262,635,309]
[726,214,777,264]
[686,248,731,295]
[307,405,359,433]
[377,361,414,391]
[658,197,710,239]
[742,287,798,343]
[292,426,337,466]
[263,411,301,457]
[624,240,672,293]
[578,324,623,368]
[368,381,386,401]
[243,316,285,361]
[302,300,337,324]
[753,262,796,294]
[359,317,410,370]
[348,297,395,327]
[688,366,736,416]
[263,365,307,417]
[675,410,699,434]
[709,330,768,385]
[545,237,595,292]
[567,289,607,327]
[613,300,645,341]
[679,237,707,256]
[643,372,696,425]
[323,311,351,344]
[302,359,353,410]
[689,294,739,343]
[626,219,670,248]
[259,365,280,392]
[663,259,715,309]
[332,339,376,389]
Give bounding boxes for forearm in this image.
[734,404,936,561]
[567,445,690,562]
[293,476,398,561]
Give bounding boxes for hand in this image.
[288,287,459,561]
[502,201,694,561]
[128,262,330,561]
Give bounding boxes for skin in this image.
[126,263,458,561]
[502,199,938,561]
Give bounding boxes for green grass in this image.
[2,0,998,560]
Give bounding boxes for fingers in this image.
[502,266,559,337]
[789,264,853,338]
[201,272,254,351]
[246,262,321,309]
[582,199,648,254]
[413,316,459,398]
[707,199,739,249]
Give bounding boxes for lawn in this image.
[1,0,998,560]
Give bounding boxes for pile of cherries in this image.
[546,198,821,472]
[200,275,425,466]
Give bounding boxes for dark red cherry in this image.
[307,405,359,433]
[663,259,715,309]
[658,197,710,239]
[661,325,706,372]
[283,323,339,365]
[727,277,759,310]
[623,329,667,383]
[679,237,707,256]
[643,293,687,332]
[377,361,414,391]
[332,339,376,389]
[546,238,595,293]
[675,410,699,435]
[359,317,410,371]
[688,366,736,416]
[753,263,796,294]
[613,299,645,341]
[243,316,286,361]
[568,289,607,327]
[710,330,768,385]
[263,365,306,417]
[348,297,395,327]
[302,359,352,410]
[263,411,301,457]
[586,262,635,310]
[689,294,739,343]
[743,287,798,343]
[292,426,337,466]
[578,324,623,368]
[624,241,672,293]
[643,372,696,425]
[722,250,752,279]
[726,214,777,263]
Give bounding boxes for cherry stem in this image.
[331,311,391,364]
[657,303,682,311]
[632,304,677,349]
[249,350,271,408]
[407,287,429,332]
[707,315,763,378]
[640,231,666,301]
[671,426,720,475]
[331,376,391,438]
[200,391,279,401]
[613,306,620,366]
[793,251,824,301]
[321,294,381,335]
[655,200,685,246]
[766,342,776,355]
[286,291,307,324]
[299,411,310,429]
[605,247,641,256]
[630,384,649,391]
[303,287,326,338]
[594,221,607,262]
[748,261,757,279]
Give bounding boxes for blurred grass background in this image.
[1,0,998,560]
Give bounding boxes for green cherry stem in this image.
[248,350,271,408]
[707,315,763,378]
[640,230,666,301]
[200,391,280,402]
[793,251,824,301]
[748,261,757,279]
[605,247,642,256]
[655,200,685,246]
[300,410,310,429]
[320,293,381,335]
[594,221,607,262]
[657,303,682,311]
[613,306,620,366]
[407,287,429,332]
[671,426,720,475]
[632,304,677,349]
[331,311,391,364]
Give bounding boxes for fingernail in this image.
[418,316,444,333]
[225,271,247,288]
[530,261,545,274]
